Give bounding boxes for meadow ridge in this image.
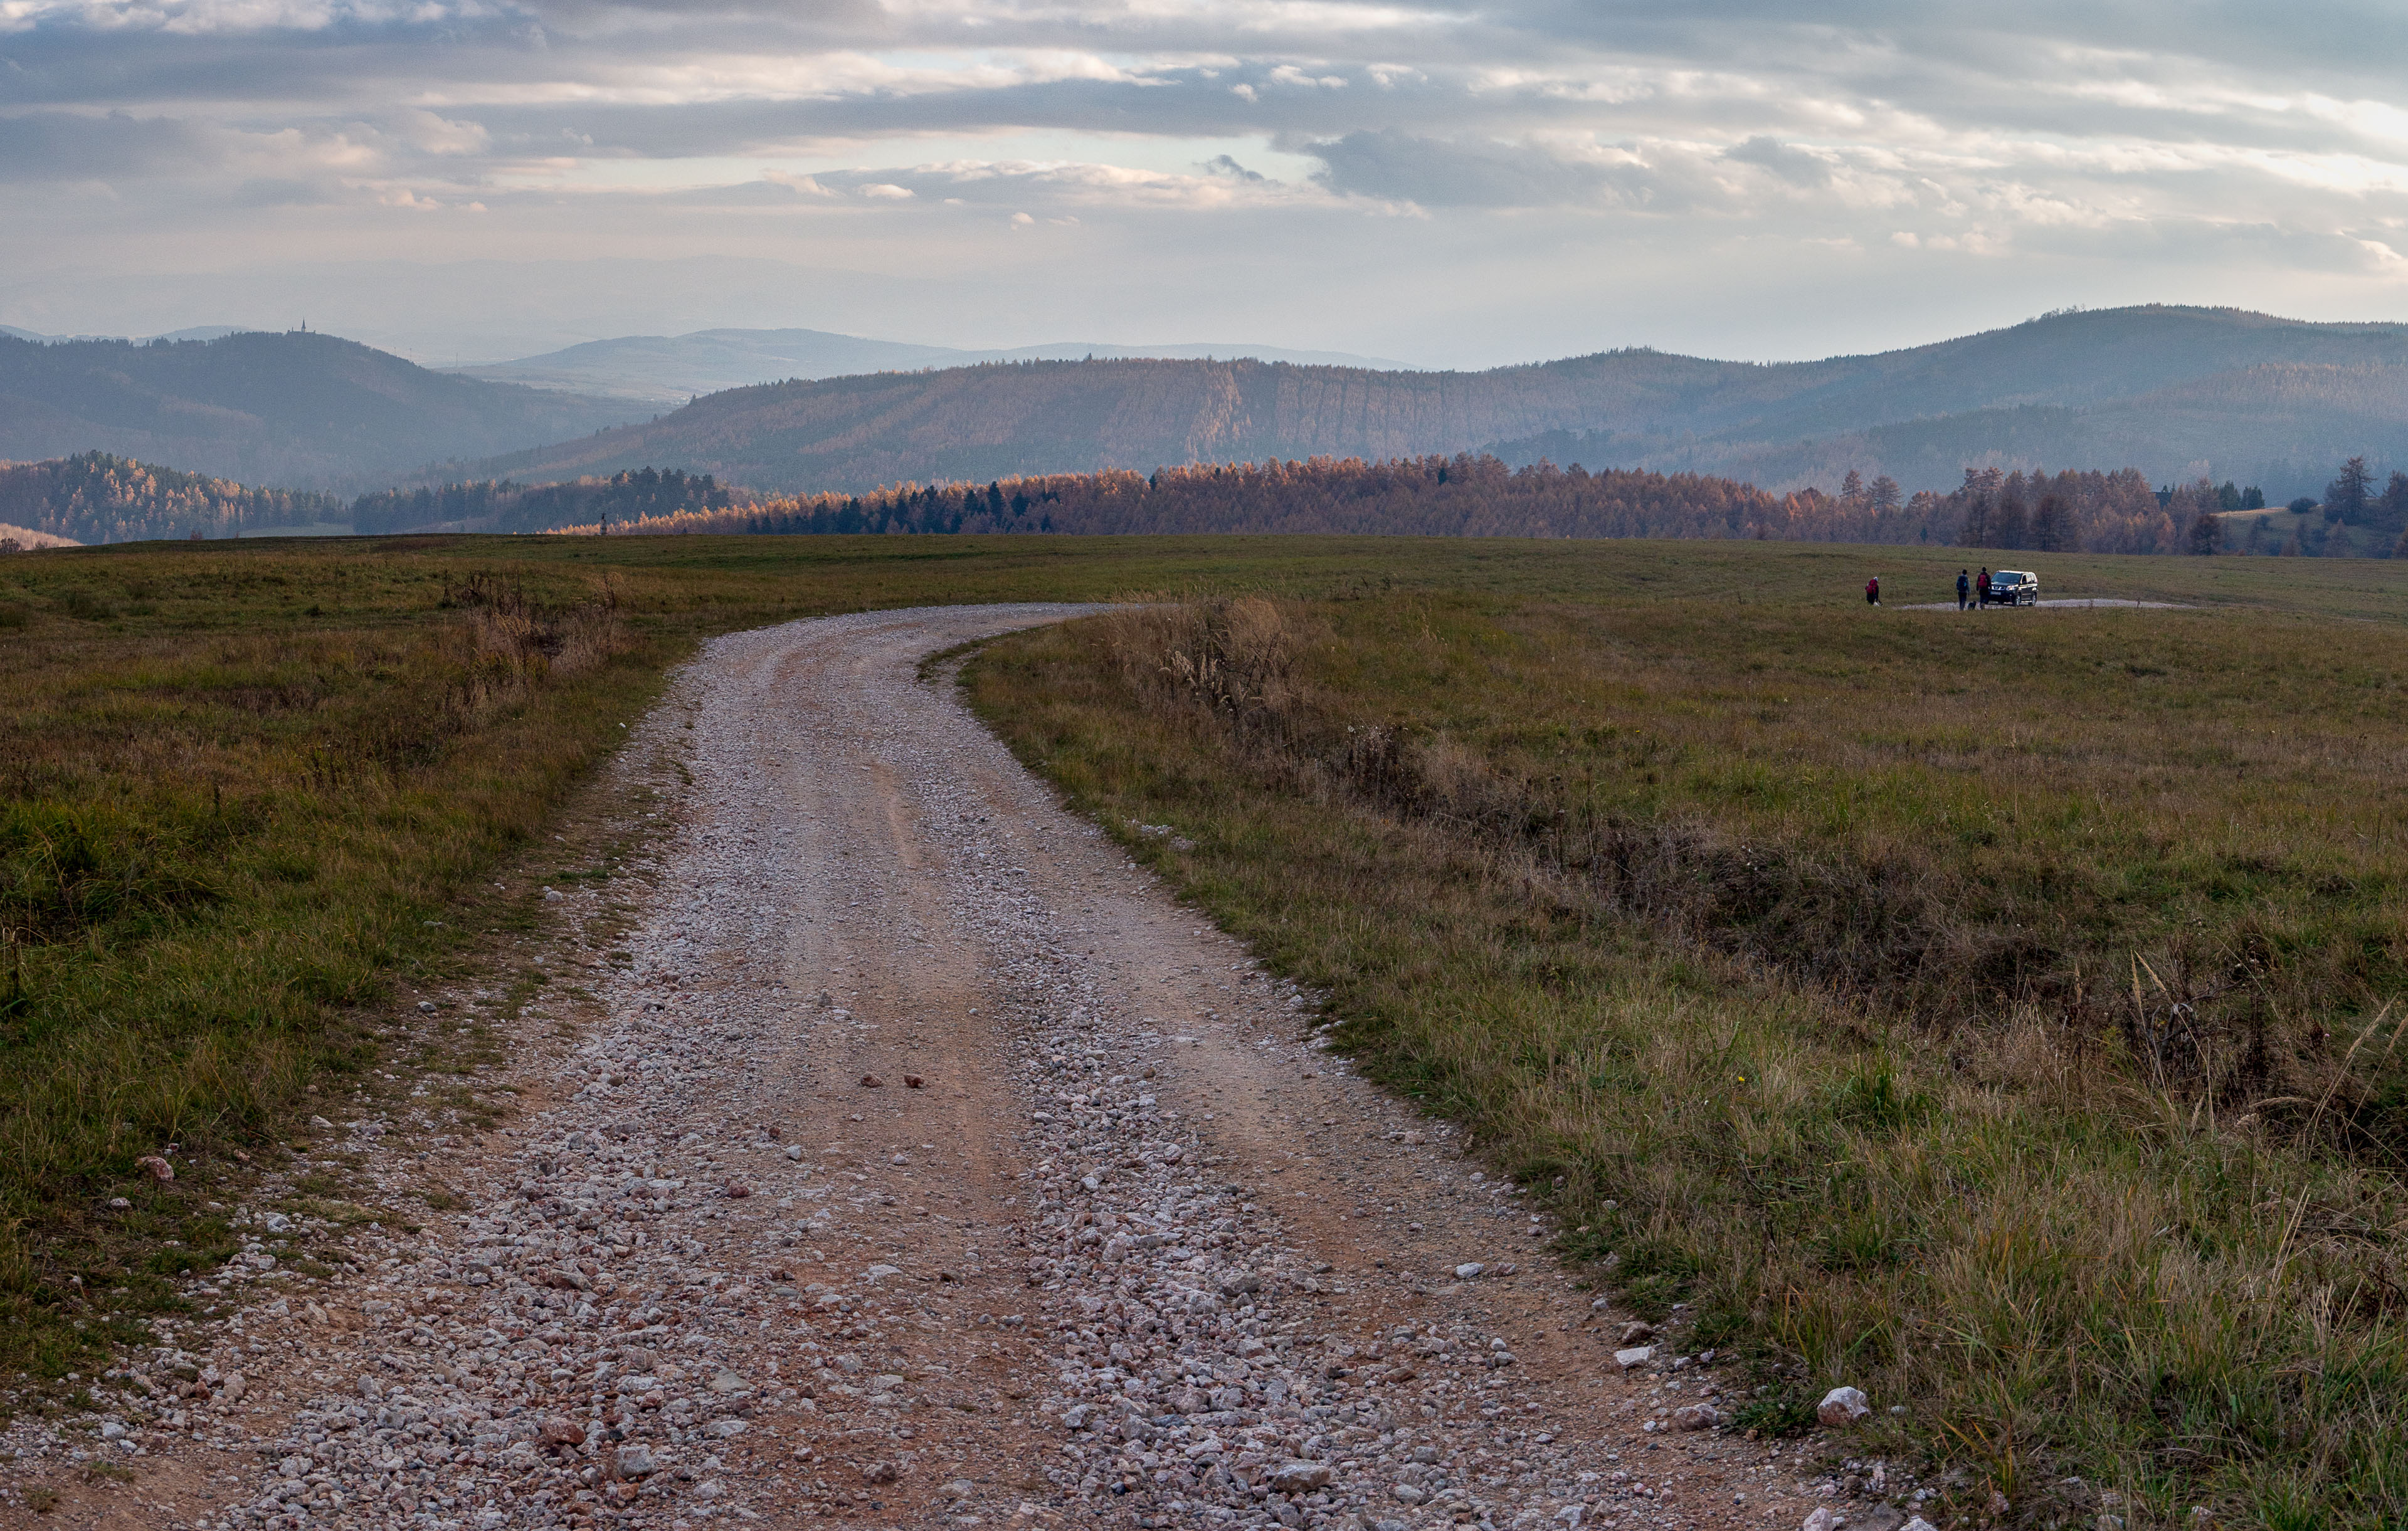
[4,534,2407,1530]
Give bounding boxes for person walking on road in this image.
[1977,567,1992,607]
[1866,575,1881,607]
[1956,569,1971,610]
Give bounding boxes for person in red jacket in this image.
[1865,576,1880,607]
[1977,567,1992,606]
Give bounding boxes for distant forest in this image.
[349,468,740,535]
[0,451,343,544]
[547,453,2293,555]
[550,456,1785,540]
[11,448,2403,558]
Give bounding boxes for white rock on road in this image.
[1,606,1914,1531]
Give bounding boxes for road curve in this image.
[4,604,1845,1531]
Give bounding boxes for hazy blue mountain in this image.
[0,330,647,492]
[454,328,1419,406]
[464,306,2408,498]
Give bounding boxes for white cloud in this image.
[761,169,832,195]
[395,109,488,155]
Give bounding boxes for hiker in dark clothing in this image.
[1977,567,1992,606]
[1956,569,1970,610]
[1865,576,1880,607]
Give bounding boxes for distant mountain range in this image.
[463,307,2408,500]
[0,330,645,491]
[452,329,1419,407]
[1486,307,2408,498]
[14,306,2408,520]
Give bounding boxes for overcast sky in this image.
[8,1,2408,366]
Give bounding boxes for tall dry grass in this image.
[0,549,648,1384]
[971,591,2408,1531]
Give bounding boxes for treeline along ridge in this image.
[565,453,2222,553]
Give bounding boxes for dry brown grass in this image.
[970,584,2408,1531]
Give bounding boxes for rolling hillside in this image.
[0,330,647,491]
[469,307,2408,498]
[455,329,1416,408]
[468,351,1729,493]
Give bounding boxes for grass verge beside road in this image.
[964,572,2408,1531]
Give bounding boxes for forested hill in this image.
[0,452,344,544]
[564,453,2213,555]
[468,354,1652,494]
[0,331,645,492]
[470,306,2408,498]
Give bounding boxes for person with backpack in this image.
[1977,567,1992,606]
[1956,569,1970,610]
[1865,575,1880,607]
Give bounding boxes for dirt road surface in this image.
[4,606,1905,1531]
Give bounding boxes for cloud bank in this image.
[8,0,2408,365]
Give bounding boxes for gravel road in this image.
[3,606,1902,1531]
[1894,597,2189,611]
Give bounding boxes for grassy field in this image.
[8,530,2408,1528]
[961,544,2408,1531]
[1,529,1768,1392]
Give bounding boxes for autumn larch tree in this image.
[2032,493,2076,552]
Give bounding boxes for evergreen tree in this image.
[2325,456,2372,523]
[2381,471,2408,532]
